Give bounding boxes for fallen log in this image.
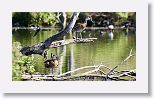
[21,64,136,81]
[20,49,136,81]
[49,38,97,48]
[20,12,80,56]
[21,71,135,81]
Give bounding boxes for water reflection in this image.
[12,29,136,74]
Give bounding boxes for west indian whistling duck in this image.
[100,31,105,37]
[72,16,92,40]
[30,25,41,37]
[108,25,114,40]
[121,21,131,35]
[121,21,131,29]
[57,12,67,31]
[44,53,59,75]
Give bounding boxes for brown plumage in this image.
[44,59,58,68]
[44,53,59,75]
[73,16,91,39]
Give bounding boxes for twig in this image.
[58,65,99,77]
[58,64,107,77]
[81,65,102,75]
[117,69,136,78]
[98,70,106,75]
[106,49,135,78]
[109,70,136,79]
[101,65,120,74]
[69,74,107,78]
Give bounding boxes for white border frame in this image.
[0,0,148,93]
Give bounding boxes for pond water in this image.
[12,28,136,75]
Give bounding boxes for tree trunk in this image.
[20,12,80,56]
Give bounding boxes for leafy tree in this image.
[12,42,36,80]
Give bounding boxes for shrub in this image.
[12,42,36,80]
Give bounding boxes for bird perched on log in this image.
[30,25,41,37]
[57,12,67,31]
[108,25,114,40]
[72,16,92,40]
[44,53,59,75]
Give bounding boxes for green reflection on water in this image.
[12,29,136,74]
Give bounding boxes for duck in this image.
[72,16,92,40]
[108,25,114,40]
[30,25,41,37]
[121,21,131,35]
[121,21,131,29]
[44,53,59,75]
[100,31,105,37]
[57,12,67,31]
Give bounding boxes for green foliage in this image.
[115,12,129,19]
[65,12,73,21]
[12,12,58,27]
[12,42,36,80]
[12,12,136,27]
[115,12,136,26]
[12,12,33,27]
[30,12,58,26]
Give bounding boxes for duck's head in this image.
[85,16,92,21]
[85,16,94,25]
[51,53,58,60]
[52,55,57,60]
[108,25,114,30]
[108,25,114,32]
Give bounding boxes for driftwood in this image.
[116,69,136,78]
[58,64,105,77]
[49,38,97,48]
[20,12,80,56]
[106,49,134,78]
[21,68,136,81]
[21,49,135,81]
[21,69,136,81]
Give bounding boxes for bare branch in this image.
[106,49,135,78]
[20,12,80,56]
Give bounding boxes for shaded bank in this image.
[12,12,136,28]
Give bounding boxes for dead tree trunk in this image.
[20,12,80,56]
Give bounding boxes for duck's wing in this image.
[73,23,84,32]
[44,59,52,63]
